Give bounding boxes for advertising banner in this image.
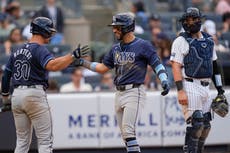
[137,92,162,147]
[46,91,230,149]
[49,93,99,149]
[99,93,123,148]
[162,93,186,146]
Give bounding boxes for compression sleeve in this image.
[151,60,168,83]
[1,69,12,96]
[212,60,224,94]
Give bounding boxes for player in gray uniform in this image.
[1,17,89,153]
[170,8,225,153]
[74,13,170,153]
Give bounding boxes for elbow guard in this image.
[212,60,222,87]
[152,62,168,82]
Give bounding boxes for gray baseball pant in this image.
[11,86,53,153]
[115,85,146,140]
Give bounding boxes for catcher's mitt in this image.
[211,94,229,117]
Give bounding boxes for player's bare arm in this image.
[171,61,188,105]
[46,54,73,71]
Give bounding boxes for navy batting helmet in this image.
[30,17,56,38]
[179,7,204,33]
[108,13,135,34]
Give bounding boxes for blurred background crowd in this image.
[0,0,230,93]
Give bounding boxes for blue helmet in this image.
[179,7,204,33]
[108,13,135,34]
[30,17,56,38]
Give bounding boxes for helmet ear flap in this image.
[122,22,135,34]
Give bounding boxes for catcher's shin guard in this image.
[183,127,190,153]
[197,112,212,153]
[125,137,140,153]
[184,110,204,153]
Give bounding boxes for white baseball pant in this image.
[182,79,212,121]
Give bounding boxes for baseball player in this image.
[74,13,170,153]
[1,17,89,153]
[170,7,225,153]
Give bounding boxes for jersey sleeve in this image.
[212,48,217,61]
[5,54,14,72]
[38,46,54,68]
[102,48,114,69]
[142,41,160,66]
[170,36,189,64]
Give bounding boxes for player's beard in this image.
[115,33,124,41]
[44,37,51,44]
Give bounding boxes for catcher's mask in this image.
[179,7,204,34]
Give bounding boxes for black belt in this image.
[116,84,141,91]
[185,78,210,87]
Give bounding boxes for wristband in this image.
[90,62,98,72]
[175,80,183,91]
[2,92,10,96]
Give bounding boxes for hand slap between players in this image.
[72,44,90,59]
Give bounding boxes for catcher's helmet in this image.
[108,13,135,34]
[30,17,56,38]
[179,7,204,33]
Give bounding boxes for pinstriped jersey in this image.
[103,37,160,86]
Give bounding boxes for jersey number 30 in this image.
[14,60,31,80]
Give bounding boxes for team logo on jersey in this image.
[201,42,207,48]
[114,51,135,65]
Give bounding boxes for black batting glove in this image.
[2,96,11,105]
[1,95,11,112]
[217,86,225,95]
[1,103,11,112]
[161,80,170,96]
[72,44,90,59]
